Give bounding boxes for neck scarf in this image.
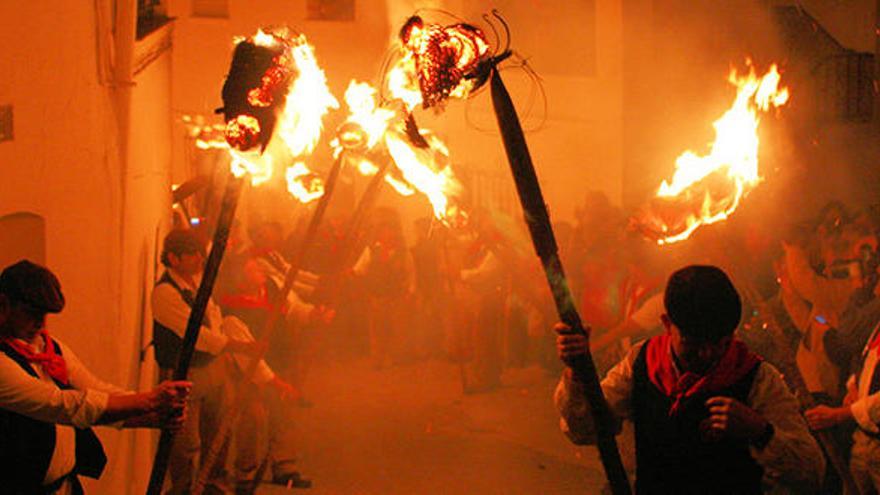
[865,322,880,355]
[646,333,760,416]
[2,329,69,385]
[220,286,274,312]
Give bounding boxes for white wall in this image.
[168,0,623,231]
[0,3,174,493]
[0,4,124,362]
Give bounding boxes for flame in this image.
[385,130,458,219]
[397,16,490,109]
[333,78,462,222]
[387,53,423,112]
[187,29,337,204]
[253,29,279,48]
[339,81,395,150]
[643,62,789,245]
[275,36,339,157]
[285,161,325,203]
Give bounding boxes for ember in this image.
[398,15,490,109]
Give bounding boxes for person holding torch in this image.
[555,265,825,493]
[0,260,191,494]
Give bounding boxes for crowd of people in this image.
[5,185,880,494]
[554,197,880,494]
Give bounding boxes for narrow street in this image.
[257,359,608,494]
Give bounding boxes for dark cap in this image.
[0,260,65,313]
[161,229,206,266]
[664,265,742,342]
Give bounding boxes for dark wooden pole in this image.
[335,160,390,269]
[192,153,346,494]
[754,299,862,495]
[146,172,246,495]
[489,68,631,495]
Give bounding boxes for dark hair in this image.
[161,229,205,267]
[664,265,741,342]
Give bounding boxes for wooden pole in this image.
[336,160,390,269]
[146,173,246,495]
[192,153,346,494]
[753,299,862,495]
[874,0,880,129]
[489,68,631,495]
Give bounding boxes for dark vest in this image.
[0,341,107,494]
[632,340,763,495]
[153,271,215,370]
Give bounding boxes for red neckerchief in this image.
[220,286,273,311]
[2,329,70,385]
[249,246,273,258]
[646,333,761,416]
[865,323,880,355]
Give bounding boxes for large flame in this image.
[384,130,458,220]
[333,78,462,222]
[275,36,339,157]
[189,30,337,204]
[642,62,789,245]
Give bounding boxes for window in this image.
[137,0,172,39]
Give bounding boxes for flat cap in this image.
[0,260,65,313]
[163,229,206,256]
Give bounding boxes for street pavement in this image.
[255,358,609,494]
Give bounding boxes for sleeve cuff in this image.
[75,389,110,428]
[851,400,878,433]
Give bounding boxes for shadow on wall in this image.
[0,212,45,269]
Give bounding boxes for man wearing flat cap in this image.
[0,260,191,494]
[554,265,826,494]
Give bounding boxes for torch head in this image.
[397,15,491,109]
[219,37,296,152]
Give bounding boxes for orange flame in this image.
[384,130,458,220]
[189,30,337,204]
[333,78,462,222]
[397,16,490,109]
[285,161,325,203]
[642,62,789,245]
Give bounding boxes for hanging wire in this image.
[489,9,511,55]
[463,10,547,135]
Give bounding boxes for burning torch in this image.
[394,12,630,494]
[147,28,338,495]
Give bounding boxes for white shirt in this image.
[850,323,880,433]
[0,335,126,487]
[628,293,664,332]
[151,270,274,384]
[151,270,230,356]
[554,341,826,491]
